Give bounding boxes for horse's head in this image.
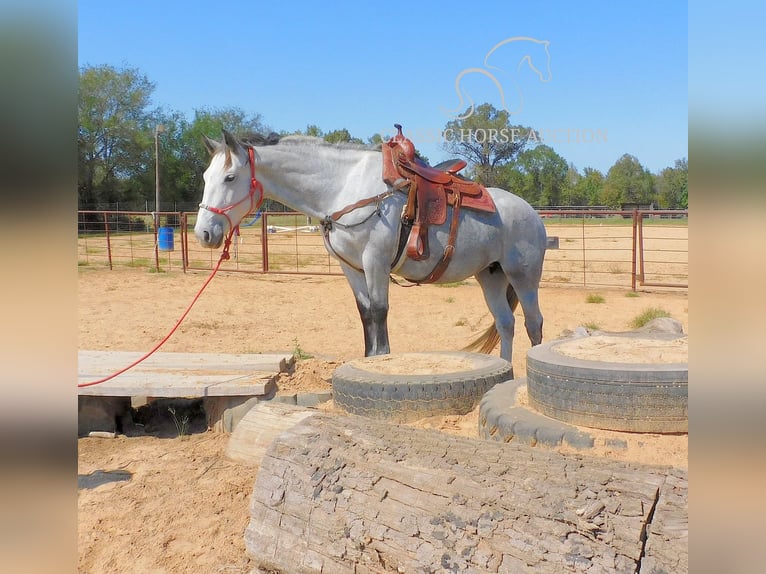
[195,130,259,249]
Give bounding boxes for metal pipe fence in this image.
[78,209,688,290]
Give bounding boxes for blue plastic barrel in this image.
[158,226,174,251]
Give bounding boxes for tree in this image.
[442,103,535,187]
[561,162,582,205]
[304,124,323,137]
[655,158,688,209]
[367,133,386,147]
[500,145,569,206]
[601,154,655,207]
[323,128,364,145]
[78,64,156,206]
[572,167,605,206]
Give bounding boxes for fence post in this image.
[261,213,269,273]
[153,216,160,272]
[181,213,188,273]
[637,212,645,285]
[104,211,113,271]
[631,209,638,291]
[580,215,586,287]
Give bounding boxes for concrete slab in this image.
[78,351,294,398]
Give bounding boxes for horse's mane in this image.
[241,132,282,146]
[241,132,381,152]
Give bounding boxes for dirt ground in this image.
[78,267,688,573]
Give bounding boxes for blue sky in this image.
[78,0,687,174]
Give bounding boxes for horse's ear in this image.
[222,130,244,155]
[202,134,220,156]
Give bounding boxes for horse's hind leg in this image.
[507,268,544,347]
[475,266,516,375]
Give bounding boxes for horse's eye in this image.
[224,174,236,182]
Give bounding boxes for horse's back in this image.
[487,187,547,247]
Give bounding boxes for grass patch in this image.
[125,259,151,268]
[629,307,672,329]
[292,338,313,360]
[189,260,214,268]
[583,322,601,331]
[586,294,605,304]
[608,264,623,274]
[436,281,469,288]
[625,291,640,298]
[168,406,190,438]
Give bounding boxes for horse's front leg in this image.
[339,262,391,356]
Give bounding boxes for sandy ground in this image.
[78,267,688,573]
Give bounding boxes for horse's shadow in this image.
[443,36,552,119]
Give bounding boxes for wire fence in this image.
[77,209,688,290]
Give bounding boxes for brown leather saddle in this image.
[382,124,496,282]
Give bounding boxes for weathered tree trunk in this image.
[245,411,687,574]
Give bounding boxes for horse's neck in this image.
[255,145,381,218]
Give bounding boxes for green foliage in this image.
[304,124,323,137]
[655,158,688,209]
[323,128,364,145]
[586,294,605,304]
[629,307,671,329]
[503,144,569,206]
[167,406,190,438]
[367,133,386,147]
[442,103,535,187]
[78,62,269,210]
[78,64,156,205]
[570,167,605,206]
[601,154,655,207]
[292,338,313,360]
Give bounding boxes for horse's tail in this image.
[463,285,519,354]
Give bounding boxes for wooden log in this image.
[245,411,687,573]
[226,402,315,465]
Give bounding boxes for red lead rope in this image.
[77,232,235,388]
[79,147,264,388]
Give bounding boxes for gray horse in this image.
[195,131,546,376]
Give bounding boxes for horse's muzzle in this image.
[194,220,224,249]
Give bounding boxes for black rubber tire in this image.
[332,352,513,423]
[526,334,688,433]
